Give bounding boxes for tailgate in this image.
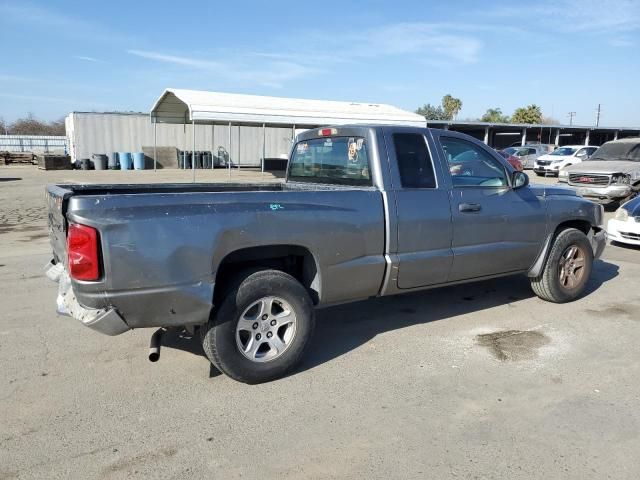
[46,185,74,264]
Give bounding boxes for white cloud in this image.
[355,23,482,64]
[487,0,640,34]
[0,2,136,45]
[73,55,105,63]
[128,50,224,70]
[127,49,320,88]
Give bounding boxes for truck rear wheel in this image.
[201,269,315,384]
[530,228,593,303]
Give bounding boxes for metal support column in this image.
[228,122,232,178]
[585,130,590,146]
[555,129,560,147]
[211,124,215,169]
[192,119,196,183]
[614,130,619,141]
[183,122,186,169]
[521,128,527,146]
[238,125,241,170]
[483,127,489,146]
[153,121,157,172]
[262,123,266,173]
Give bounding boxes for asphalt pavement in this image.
[1,166,639,479]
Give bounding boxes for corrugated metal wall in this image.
[68,113,296,166]
[0,135,67,153]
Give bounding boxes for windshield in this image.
[288,136,372,186]
[588,141,640,162]
[503,147,518,155]
[550,147,577,156]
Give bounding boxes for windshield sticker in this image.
[356,138,364,150]
[324,138,332,147]
[348,139,359,163]
[270,203,284,211]
[296,143,308,153]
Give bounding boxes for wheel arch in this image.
[213,245,321,306]
[527,219,596,278]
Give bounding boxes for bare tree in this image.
[5,114,66,135]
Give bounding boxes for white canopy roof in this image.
[150,88,426,127]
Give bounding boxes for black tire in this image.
[530,228,593,303]
[201,269,315,384]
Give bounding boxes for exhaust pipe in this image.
[148,328,166,362]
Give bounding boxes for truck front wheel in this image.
[201,269,315,384]
[530,228,593,303]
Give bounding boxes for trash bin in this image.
[133,152,145,170]
[108,152,119,169]
[118,152,132,170]
[182,151,192,170]
[92,154,107,170]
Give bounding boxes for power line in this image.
[567,111,576,126]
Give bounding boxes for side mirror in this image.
[512,171,529,189]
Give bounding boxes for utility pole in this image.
[567,112,576,126]
[595,104,601,127]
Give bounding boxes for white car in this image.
[534,145,598,177]
[607,196,640,246]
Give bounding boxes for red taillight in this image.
[67,223,100,281]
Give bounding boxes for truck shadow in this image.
[295,259,619,376]
[160,259,618,380]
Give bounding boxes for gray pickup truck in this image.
[46,125,606,383]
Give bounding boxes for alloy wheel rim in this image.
[558,244,586,290]
[236,296,297,363]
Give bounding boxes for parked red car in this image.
[498,150,523,171]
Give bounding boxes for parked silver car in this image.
[503,144,554,169]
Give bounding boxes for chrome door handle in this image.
[459,202,482,213]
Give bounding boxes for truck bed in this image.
[46,181,386,329]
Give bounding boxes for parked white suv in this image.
[535,145,597,177]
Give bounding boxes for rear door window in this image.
[289,137,371,186]
[393,133,436,188]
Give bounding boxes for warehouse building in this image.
[65,89,425,168]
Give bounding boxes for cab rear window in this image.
[288,137,372,186]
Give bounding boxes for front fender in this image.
[527,196,605,278]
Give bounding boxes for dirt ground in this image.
[1,165,639,479]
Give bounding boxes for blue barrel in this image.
[109,152,119,169]
[118,152,132,170]
[133,152,145,170]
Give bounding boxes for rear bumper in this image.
[45,260,130,336]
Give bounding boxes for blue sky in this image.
[1,0,638,126]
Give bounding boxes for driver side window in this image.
[440,137,508,188]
